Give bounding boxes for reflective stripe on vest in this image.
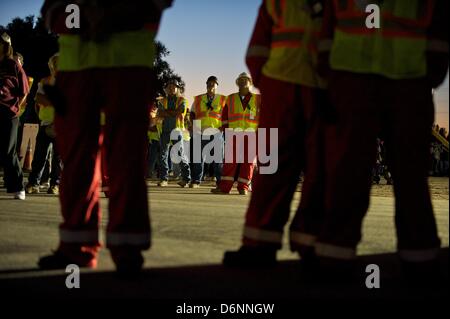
[329,0,434,79]
[161,96,187,130]
[258,0,326,87]
[227,93,260,130]
[58,29,157,71]
[193,94,226,129]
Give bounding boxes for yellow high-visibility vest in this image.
[226,93,261,131]
[57,29,157,71]
[36,77,55,123]
[160,96,188,131]
[249,0,326,88]
[192,94,226,130]
[329,0,435,79]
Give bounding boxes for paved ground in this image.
[0,176,448,300]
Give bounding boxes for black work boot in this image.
[314,257,358,284]
[296,246,320,282]
[401,258,442,288]
[223,246,277,268]
[38,250,96,269]
[111,247,144,279]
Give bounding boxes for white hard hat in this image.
[235,72,252,85]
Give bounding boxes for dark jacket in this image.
[0,58,29,118]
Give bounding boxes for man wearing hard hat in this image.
[212,72,261,195]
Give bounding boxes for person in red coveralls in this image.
[38,0,173,277]
[312,0,448,281]
[211,72,261,196]
[222,0,330,268]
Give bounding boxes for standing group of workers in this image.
[1,0,447,280]
[147,72,261,196]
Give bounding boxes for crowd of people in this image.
[0,0,448,282]
[430,124,449,177]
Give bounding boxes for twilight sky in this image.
[0,0,448,129]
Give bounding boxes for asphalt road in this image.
[0,177,448,300]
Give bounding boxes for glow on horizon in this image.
[156,0,261,105]
[0,0,448,129]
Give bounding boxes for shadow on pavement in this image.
[0,248,447,300]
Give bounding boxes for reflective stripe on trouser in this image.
[55,68,154,264]
[398,248,440,262]
[290,231,317,248]
[242,75,327,250]
[107,232,151,247]
[218,162,255,192]
[318,71,441,259]
[218,136,256,192]
[243,226,283,246]
[315,242,356,260]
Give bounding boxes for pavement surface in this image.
[0,176,448,300]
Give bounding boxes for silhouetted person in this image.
[38,0,173,276]
[223,0,330,268]
[316,0,448,280]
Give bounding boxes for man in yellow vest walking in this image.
[212,72,261,195]
[314,0,448,279]
[38,0,172,276]
[190,76,226,187]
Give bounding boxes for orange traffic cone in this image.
[23,142,33,171]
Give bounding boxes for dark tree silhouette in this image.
[154,41,185,96]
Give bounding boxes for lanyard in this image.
[206,94,215,111]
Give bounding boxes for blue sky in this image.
[0,0,448,129]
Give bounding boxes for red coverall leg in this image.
[242,75,327,251]
[55,68,154,267]
[316,71,440,261]
[219,132,257,193]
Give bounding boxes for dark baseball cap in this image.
[206,76,219,85]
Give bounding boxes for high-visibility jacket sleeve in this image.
[317,0,336,78]
[245,1,273,88]
[426,0,449,88]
